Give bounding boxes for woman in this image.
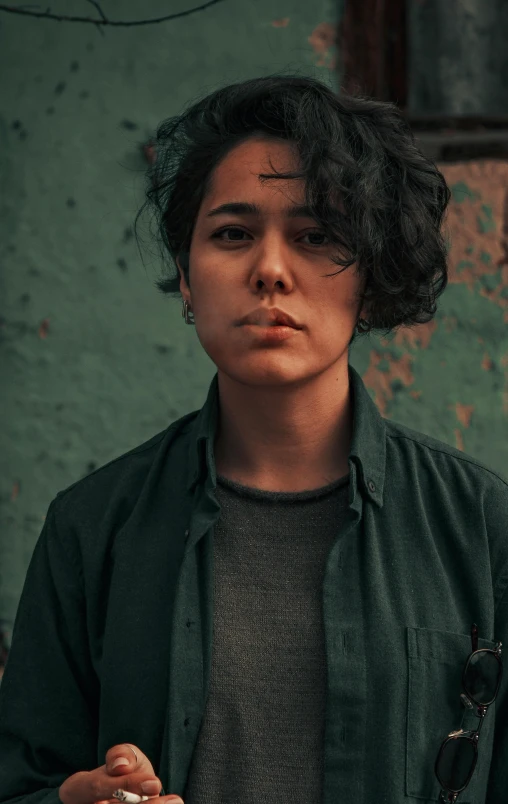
[0,73,506,804]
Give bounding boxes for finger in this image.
[106,744,148,775]
[102,744,161,799]
[101,795,181,804]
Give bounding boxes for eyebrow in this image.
[205,202,316,220]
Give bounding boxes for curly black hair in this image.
[134,71,451,346]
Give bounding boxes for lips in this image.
[238,307,302,329]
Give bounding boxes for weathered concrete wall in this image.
[358,159,508,460]
[408,0,508,115]
[1,0,507,663]
[0,0,342,654]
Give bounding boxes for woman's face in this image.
[177,135,367,389]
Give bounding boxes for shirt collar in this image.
[186,363,386,508]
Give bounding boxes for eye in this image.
[211,226,330,247]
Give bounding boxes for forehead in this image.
[202,136,304,209]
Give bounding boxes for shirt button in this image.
[368,480,376,492]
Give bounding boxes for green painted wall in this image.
[1,0,507,655]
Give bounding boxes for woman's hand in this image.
[58,742,183,804]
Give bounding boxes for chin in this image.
[216,355,323,388]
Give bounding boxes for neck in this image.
[213,360,353,492]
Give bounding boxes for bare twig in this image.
[0,0,224,26]
[84,0,105,34]
[85,0,106,21]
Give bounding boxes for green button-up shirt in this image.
[0,363,507,804]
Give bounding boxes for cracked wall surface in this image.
[358,160,508,449]
[1,0,507,659]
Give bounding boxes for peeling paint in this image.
[308,22,337,69]
[271,17,290,28]
[358,160,508,451]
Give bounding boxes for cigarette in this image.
[112,790,150,803]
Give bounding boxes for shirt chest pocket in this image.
[405,626,498,803]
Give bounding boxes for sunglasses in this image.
[434,622,503,803]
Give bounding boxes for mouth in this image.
[238,318,302,329]
[241,323,302,341]
[237,308,302,329]
[254,322,297,328]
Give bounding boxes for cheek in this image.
[314,304,358,351]
[193,315,231,362]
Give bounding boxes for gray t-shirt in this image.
[184,470,350,804]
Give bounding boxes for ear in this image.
[176,255,191,301]
[357,298,369,320]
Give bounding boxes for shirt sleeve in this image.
[485,576,508,802]
[0,496,99,803]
